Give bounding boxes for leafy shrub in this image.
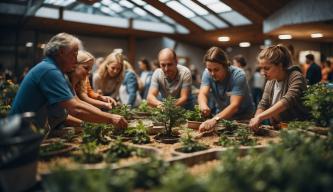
[303,83,333,127]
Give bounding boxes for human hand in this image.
[111,114,128,129]
[199,105,211,117]
[199,118,217,132]
[102,102,113,110]
[100,96,117,106]
[249,116,261,132]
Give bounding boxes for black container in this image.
[0,112,43,192]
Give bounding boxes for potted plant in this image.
[185,105,205,130]
[105,137,135,163]
[109,104,134,120]
[303,83,333,127]
[175,129,209,153]
[82,123,112,145]
[134,100,152,116]
[152,97,187,144]
[217,119,239,135]
[124,120,151,144]
[39,141,76,159]
[75,141,103,164]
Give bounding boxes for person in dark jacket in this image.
[305,54,322,85]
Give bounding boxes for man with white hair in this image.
[10,32,127,129]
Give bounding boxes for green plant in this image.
[0,105,11,118]
[303,83,333,127]
[39,141,65,156]
[185,105,205,122]
[125,120,151,144]
[217,135,238,147]
[217,127,256,147]
[152,97,186,137]
[105,137,134,163]
[178,129,208,153]
[234,127,257,146]
[76,141,103,164]
[43,168,110,192]
[206,130,333,191]
[0,80,19,106]
[287,121,315,130]
[218,119,239,134]
[82,123,112,144]
[137,100,151,113]
[109,104,134,120]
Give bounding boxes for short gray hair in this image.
[43,32,81,57]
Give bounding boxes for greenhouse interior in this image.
[0,0,333,191]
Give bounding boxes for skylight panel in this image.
[197,0,218,5]
[131,0,146,6]
[166,1,195,18]
[180,0,208,16]
[203,15,228,28]
[207,2,231,13]
[93,2,101,8]
[101,0,112,6]
[144,4,163,17]
[119,0,134,9]
[190,16,215,30]
[109,3,123,13]
[220,11,251,26]
[133,7,147,16]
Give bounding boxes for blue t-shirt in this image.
[10,57,74,127]
[201,66,254,119]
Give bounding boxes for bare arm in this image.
[198,85,211,117]
[249,100,287,130]
[78,91,112,110]
[215,95,243,120]
[199,95,243,132]
[147,87,163,107]
[59,98,127,128]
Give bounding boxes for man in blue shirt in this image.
[10,33,127,129]
[305,54,322,85]
[198,47,254,132]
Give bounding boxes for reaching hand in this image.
[249,116,261,132]
[100,96,117,106]
[111,114,128,129]
[199,118,217,132]
[200,105,211,117]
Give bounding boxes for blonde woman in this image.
[93,52,141,107]
[69,50,116,110]
[249,44,309,130]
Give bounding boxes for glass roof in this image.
[39,0,252,33]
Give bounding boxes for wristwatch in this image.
[214,116,221,122]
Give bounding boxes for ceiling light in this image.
[25,42,33,47]
[278,34,292,40]
[218,36,230,42]
[311,33,323,38]
[239,42,250,47]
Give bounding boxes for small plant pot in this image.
[39,143,77,159]
[48,127,83,138]
[187,120,202,130]
[174,146,209,155]
[148,125,165,135]
[154,134,180,144]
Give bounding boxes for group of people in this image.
[10,32,310,133]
